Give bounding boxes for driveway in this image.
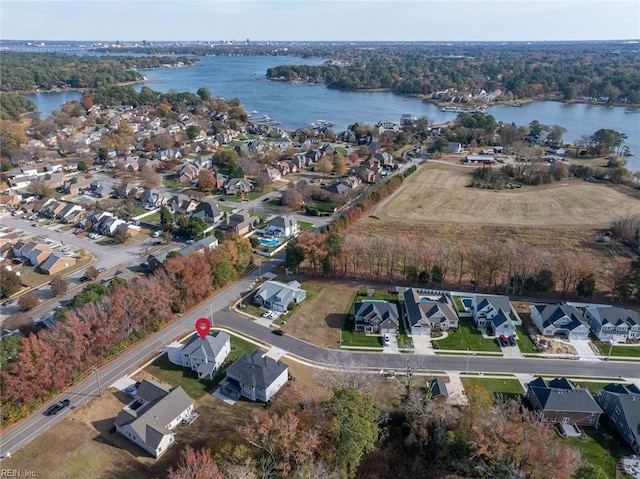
[412,335,435,355]
[569,339,600,361]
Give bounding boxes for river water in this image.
[23,55,639,170]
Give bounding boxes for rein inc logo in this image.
[1,471,37,477]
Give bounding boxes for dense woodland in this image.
[161,381,604,479]
[0,235,253,426]
[0,52,197,92]
[265,42,640,104]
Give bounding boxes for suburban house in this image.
[11,241,51,266]
[221,211,258,235]
[147,252,168,272]
[191,200,223,223]
[529,304,590,340]
[596,383,640,454]
[265,215,299,238]
[471,294,517,336]
[220,350,289,402]
[114,379,194,458]
[175,237,218,257]
[584,306,640,343]
[224,178,253,195]
[401,289,460,336]
[527,377,602,427]
[254,280,306,313]
[180,332,230,380]
[354,300,400,335]
[39,254,76,275]
[175,163,200,184]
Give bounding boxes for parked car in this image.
[271,329,284,336]
[499,335,509,347]
[151,230,162,238]
[383,333,391,346]
[43,399,70,416]
[508,336,516,346]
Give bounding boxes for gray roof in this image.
[599,384,640,450]
[270,215,297,229]
[354,300,399,325]
[528,378,602,414]
[181,331,229,362]
[39,254,74,272]
[429,378,449,397]
[115,381,193,451]
[490,310,513,329]
[137,379,170,403]
[475,295,511,314]
[588,306,640,327]
[255,280,305,308]
[533,304,588,331]
[422,301,458,325]
[178,236,219,256]
[226,350,288,390]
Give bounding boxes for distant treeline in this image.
[0,52,197,92]
[265,42,640,104]
[0,93,36,121]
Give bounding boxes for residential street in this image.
[1,253,638,458]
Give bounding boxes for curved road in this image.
[1,255,638,458]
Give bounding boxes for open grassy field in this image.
[369,163,640,228]
[282,281,360,348]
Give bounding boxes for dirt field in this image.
[372,163,640,228]
[283,281,360,348]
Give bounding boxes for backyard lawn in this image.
[143,335,258,400]
[436,319,501,352]
[566,428,622,478]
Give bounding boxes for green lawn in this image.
[162,173,182,189]
[451,295,471,313]
[336,147,348,156]
[141,211,161,224]
[298,221,316,232]
[306,199,336,212]
[349,290,398,314]
[341,331,383,349]
[220,205,235,213]
[436,319,501,352]
[144,335,257,400]
[462,377,524,396]
[515,326,537,353]
[566,429,621,478]
[595,341,640,358]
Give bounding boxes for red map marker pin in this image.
[195,317,211,339]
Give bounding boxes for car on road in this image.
[271,329,284,336]
[151,230,162,238]
[186,239,194,245]
[97,267,107,273]
[31,223,38,227]
[43,399,70,416]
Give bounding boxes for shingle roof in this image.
[137,379,170,403]
[529,378,601,414]
[226,350,288,390]
[181,332,229,362]
[589,306,640,327]
[429,378,449,397]
[475,295,511,314]
[534,304,588,331]
[255,280,305,309]
[354,301,399,325]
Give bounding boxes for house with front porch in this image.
[529,304,590,340]
[220,350,288,403]
[354,300,399,335]
[254,280,306,313]
[584,306,640,343]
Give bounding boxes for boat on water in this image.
[625,109,640,114]
[512,102,523,107]
[309,120,334,129]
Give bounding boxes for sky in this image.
[1,0,639,42]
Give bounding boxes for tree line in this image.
[0,235,253,427]
[266,42,640,104]
[0,52,197,92]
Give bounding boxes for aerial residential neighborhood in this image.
[1,24,640,479]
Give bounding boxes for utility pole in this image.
[465,348,471,374]
[94,366,102,397]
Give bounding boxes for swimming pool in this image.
[462,298,472,308]
[258,237,280,247]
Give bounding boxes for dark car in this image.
[508,336,517,346]
[271,329,284,336]
[43,399,70,416]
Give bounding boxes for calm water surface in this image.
[24,55,640,170]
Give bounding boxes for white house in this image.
[529,304,590,340]
[584,306,640,343]
[254,280,306,312]
[220,350,288,402]
[114,379,194,458]
[471,294,514,327]
[180,332,230,380]
[265,215,299,238]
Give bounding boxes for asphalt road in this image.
[2,252,638,458]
